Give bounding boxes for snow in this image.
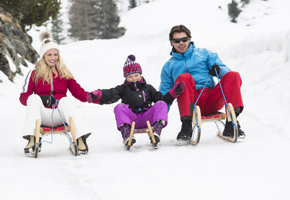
[1,0,290,199]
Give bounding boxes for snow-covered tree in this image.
[51,13,66,44]
[228,0,241,23]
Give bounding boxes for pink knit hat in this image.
[123,55,142,78]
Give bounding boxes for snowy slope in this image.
[1,0,290,199]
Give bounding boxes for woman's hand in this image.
[86,90,102,103]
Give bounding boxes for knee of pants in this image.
[154,101,167,108]
[58,97,72,105]
[114,103,128,114]
[224,71,242,81]
[176,73,194,83]
[27,94,43,106]
[57,97,74,110]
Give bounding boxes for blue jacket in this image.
[159,42,230,95]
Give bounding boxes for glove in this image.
[40,96,56,106]
[209,64,221,77]
[86,90,102,103]
[169,81,186,98]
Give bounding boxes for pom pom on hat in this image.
[128,54,136,61]
[123,54,142,78]
[39,31,59,59]
[39,31,52,42]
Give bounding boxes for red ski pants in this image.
[175,72,244,117]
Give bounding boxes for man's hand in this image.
[209,64,221,77]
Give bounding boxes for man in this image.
[159,25,245,140]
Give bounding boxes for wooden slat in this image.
[201,113,227,122]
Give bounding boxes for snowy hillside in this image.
[1,0,290,199]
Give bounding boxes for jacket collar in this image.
[170,41,195,60]
[124,77,147,91]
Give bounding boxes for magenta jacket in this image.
[20,69,90,108]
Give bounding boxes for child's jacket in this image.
[99,77,174,113]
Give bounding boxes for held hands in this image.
[208,64,221,77]
[86,90,102,103]
[40,96,56,106]
[169,81,186,98]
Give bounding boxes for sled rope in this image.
[35,100,76,148]
[193,68,237,130]
[36,68,76,148]
[193,76,211,131]
[214,68,237,129]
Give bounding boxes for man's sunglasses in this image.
[172,37,189,43]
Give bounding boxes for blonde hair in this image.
[33,52,74,85]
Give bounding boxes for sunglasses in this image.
[172,37,189,43]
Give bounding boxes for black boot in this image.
[223,120,245,138]
[177,118,192,141]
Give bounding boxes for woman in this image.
[20,31,96,155]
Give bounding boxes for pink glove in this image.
[169,81,186,98]
[86,90,102,103]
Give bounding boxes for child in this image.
[87,55,185,146]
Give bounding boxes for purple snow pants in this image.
[114,101,168,131]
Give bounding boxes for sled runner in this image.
[190,103,239,145]
[126,121,157,150]
[32,117,78,158]
[190,67,245,145]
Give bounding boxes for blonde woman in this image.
[20,31,96,155]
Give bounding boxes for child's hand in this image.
[86,90,102,103]
[169,81,186,98]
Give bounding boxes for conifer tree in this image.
[241,0,250,7]
[128,0,137,10]
[69,0,125,40]
[228,0,241,23]
[69,0,99,40]
[51,13,65,44]
[0,0,61,31]
[241,0,250,3]
[94,0,125,39]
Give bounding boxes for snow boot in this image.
[24,135,35,151]
[149,120,165,144]
[123,136,136,146]
[120,124,136,145]
[24,135,42,154]
[223,106,245,138]
[77,135,89,154]
[222,120,245,138]
[177,119,193,141]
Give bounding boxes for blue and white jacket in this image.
[159,42,230,96]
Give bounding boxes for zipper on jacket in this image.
[142,90,146,102]
[182,54,189,73]
[49,67,54,96]
[134,82,139,91]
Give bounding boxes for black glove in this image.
[40,96,56,106]
[209,64,221,77]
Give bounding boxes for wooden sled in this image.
[33,116,78,158]
[190,103,239,145]
[126,121,157,150]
